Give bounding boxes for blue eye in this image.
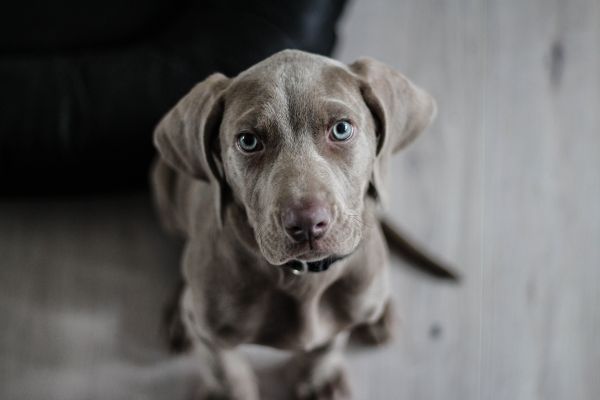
[237,133,263,153]
[330,120,354,141]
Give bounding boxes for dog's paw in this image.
[294,367,351,400]
[350,301,394,346]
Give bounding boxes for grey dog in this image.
[152,49,448,399]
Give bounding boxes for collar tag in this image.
[287,260,307,275]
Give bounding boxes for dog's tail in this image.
[380,218,460,282]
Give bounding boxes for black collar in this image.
[282,254,348,275]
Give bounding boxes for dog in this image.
[152,49,442,399]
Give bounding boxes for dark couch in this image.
[0,0,347,194]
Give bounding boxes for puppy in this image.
[152,49,437,399]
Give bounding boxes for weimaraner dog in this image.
[152,49,452,399]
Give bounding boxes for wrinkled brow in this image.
[229,96,361,137]
[230,105,281,135]
[320,99,360,123]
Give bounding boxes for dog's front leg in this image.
[178,288,258,400]
[288,332,351,400]
[188,340,259,400]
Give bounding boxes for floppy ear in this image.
[153,73,230,224]
[349,58,437,206]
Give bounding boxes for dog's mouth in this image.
[255,212,363,269]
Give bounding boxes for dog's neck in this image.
[283,255,349,275]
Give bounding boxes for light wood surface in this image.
[1,0,599,399]
[336,0,599,399]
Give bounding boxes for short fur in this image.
[152,50,436,399]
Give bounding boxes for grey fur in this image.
[152,50,436,399]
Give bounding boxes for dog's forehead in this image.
[223,51,358,126]
[234,49,349,90]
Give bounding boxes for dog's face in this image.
[219,58,376,264]
[154,50,436,266]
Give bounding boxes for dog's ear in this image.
[153,73,230,225]
[154,73,229,180]
[349,58,437,205]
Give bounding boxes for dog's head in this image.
[154,50,436,265]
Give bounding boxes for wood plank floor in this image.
[336,0,600,399]
[1,0,599,399]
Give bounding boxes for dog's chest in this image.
[207,269,387,351]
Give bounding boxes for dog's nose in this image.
[282,201,331,243]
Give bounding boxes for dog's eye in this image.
[330,120,354,141]
[236,133,263,153]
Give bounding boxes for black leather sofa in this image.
[0,0,347,194]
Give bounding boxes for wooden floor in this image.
[1,0,599,399]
